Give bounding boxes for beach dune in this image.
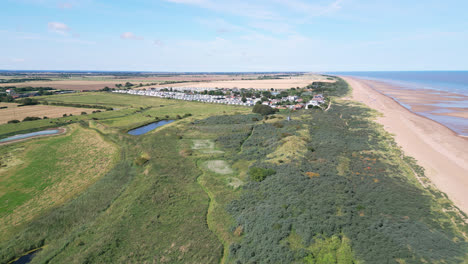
[343,76,468,215]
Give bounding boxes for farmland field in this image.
[0,73,327,91]
[0,103,96,124]
[135,74,335,90]
[0,73,291,90]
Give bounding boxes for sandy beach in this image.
[343,76,468,214]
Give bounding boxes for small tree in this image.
[249,167,276,182]
[253,104,276,115]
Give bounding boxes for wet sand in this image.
[357,81,468,135]
[342,76,468,214]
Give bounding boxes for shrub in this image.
[19,97,39,106]
[22,116,41,122]
[135,153,150,166]
[272,122,284,128]
[248,167,276,182]
[253,104,276,115]
[81,112,87,115]
[7,119,20,124]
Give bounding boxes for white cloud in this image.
[273,0,343,15]
[58,2,73,9]
[11,58,25,63]
[163,0,277,20]
[197,18,247,34]
[48,22,70,35]
[153,39,163,47]
[120,32,143,40]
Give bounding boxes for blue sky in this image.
[1,0,468,71]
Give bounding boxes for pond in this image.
[11,249,41,264]
[0,129,61,143]
[127,120,174,135]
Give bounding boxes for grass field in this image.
[0,93,250,263]
[0,124,118,239]
[0,103,96,124]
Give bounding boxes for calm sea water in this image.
[329,71,468,96]
[328,71,468,136]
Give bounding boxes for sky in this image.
[1,0,468,72]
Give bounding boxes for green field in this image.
[0,124,118,239]
[0,84,467,263]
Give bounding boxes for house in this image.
[5,89,15,95]
[294,104,303,110]
[306,100,320,109]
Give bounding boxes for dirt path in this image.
[195,162,229,264]
[343,76,468,214]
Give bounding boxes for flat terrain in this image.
[136,74,335,90]
[343,76,468,214]
[0,124,118,238]
[0,77,467,263]
[0,103,96,124]
[0,73,296,90]
[0,80,130,91]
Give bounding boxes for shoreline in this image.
[356,79,468,137]
[359,79,468,139]
[342,76,468,215]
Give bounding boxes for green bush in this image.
[22,116,41,122]
[253,104,276,115]
[248,167,276,182]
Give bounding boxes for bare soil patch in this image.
[204,160,233,175]
[192,139,224,154]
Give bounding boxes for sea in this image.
[328,71,468,136]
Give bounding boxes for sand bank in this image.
[342,76,468,214]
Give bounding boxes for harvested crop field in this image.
[0,74,269,90]
[137,74,335,90]
[0,103,96,124]
[0,80,131,91]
